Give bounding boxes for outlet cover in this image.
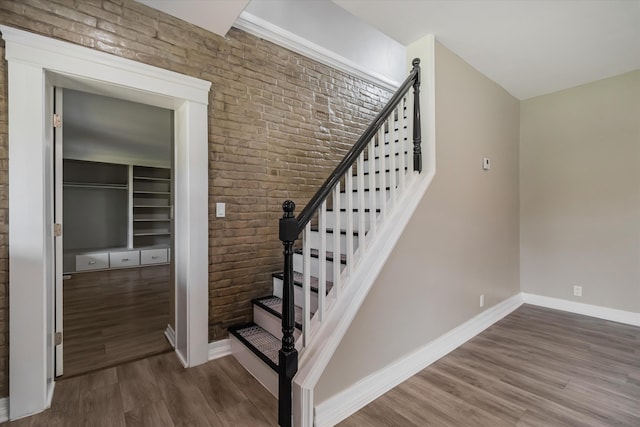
[573,285,582,297]
[479,294,485,307]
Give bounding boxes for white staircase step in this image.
[252,296,303,351]
[229,324,278,397]
[308,227,360,251]
[354,169,404,190]
[293,248,346,281]
[272,271,334,313]
[362,151,410,173]
[326,208,379,232]
[338,188,389,210]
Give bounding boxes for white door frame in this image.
[2,26,211,420]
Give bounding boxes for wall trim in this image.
[521,293,640,327]
[208,339,232,360]
[314,293,524,427]
[1,25,211,419]
[0,397,8,423]
[233,12,400,92]
[164,325,176,348]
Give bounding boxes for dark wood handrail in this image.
[277,58,421,427]
[295,58,422,232]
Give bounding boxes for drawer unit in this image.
[109,250,140,268]
[140,248,168,265]
[76,253,109,272]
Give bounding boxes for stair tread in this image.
[272,271,334,293]
[327,208,380,213]
[253,295,307,330]
[310,226,360,236]
[229,323,279,372]
[293,248,347,264]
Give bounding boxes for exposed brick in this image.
[0,0,392,396]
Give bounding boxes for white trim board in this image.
[521,293,640,327]
[0,397,8,423]
[233,12,400,92]
[2,25,211,419]
[208,339,232,360]
[314,293,524,427]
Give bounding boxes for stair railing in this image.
[277,58,421,427]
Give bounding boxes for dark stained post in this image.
[278,200,298,427]
[411,58,422,173]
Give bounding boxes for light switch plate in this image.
[483,157,490,170]
[216,202,225,218]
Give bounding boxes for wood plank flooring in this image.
[5,304,638,426]
[340,304,640,426]
[2,353,277,427]
[63,265,172,377]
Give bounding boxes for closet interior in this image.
[61,88,174,376]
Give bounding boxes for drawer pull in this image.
[88,260,96,265]
[151,256,160,260]
[122,258,129,262]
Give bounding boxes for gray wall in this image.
[520,70,640,313]
[63,89,173,168]
[315,42,521,404]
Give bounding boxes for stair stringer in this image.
[292,166,436,426]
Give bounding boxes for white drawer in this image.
[140,248,168,265]
[76,253,109,271]
[109,251,140,268]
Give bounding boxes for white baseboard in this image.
[521,293,640,327]
[0,397,9,422]
[314,293,523,427]
[208,339,232,361]
[164,325,176,348]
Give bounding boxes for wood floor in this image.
[340,304,640,426]
[63,265,172,377]
[5,304,638,426]
[2,353,277,427]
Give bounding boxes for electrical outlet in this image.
[573,285,582,297]
[479,294,485,307]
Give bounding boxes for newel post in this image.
[411,57,422,173]
[278,200,298,427]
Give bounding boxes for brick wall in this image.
[0,0,392,396]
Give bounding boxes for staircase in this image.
[229,59,422,426]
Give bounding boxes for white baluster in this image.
[378,126,387,219]
[398,103,406,194]
[346,166,354,275]
[389,115,397,207]
[367,138,377,238]
[332,182,341,298]
[317,201,327,321]
[303,222,311,346]
[357,153,366,252]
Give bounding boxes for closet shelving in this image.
[63,160,172,273]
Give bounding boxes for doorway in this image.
[56,89,175,377]
[4,25,210,419]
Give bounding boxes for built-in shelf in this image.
[133,219,170,222]
[133,231,171,237]
[132,165,172,249]
[133,191,171,195]
[63,182,127,190]
[133,176,171,182]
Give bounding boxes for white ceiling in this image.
[331,0,640,99]
[137,0,640,100]
[137,0,249,36]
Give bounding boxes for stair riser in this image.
[253,305,303,351]
[293,252,343,282]
[308,230,360,253]
[325,210,373,232]
[355,170,402,190]
[339,190,389,210]
[374,139,409,157]
[362,152,410,174]
[273,276,319,312]
[230,335,278,398]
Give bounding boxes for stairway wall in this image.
[0,0,394,396]
[315,41,521,404]
[520,70,640,313]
